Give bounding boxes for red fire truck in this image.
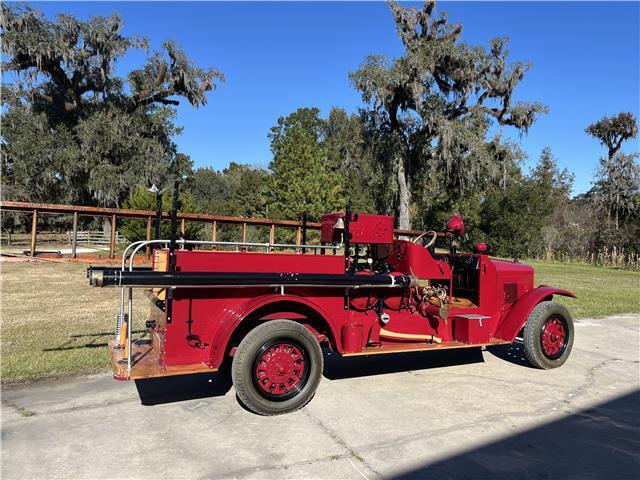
[88,209,575,415]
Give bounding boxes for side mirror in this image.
[446,214,465,236]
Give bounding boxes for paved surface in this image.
[2,314,639,479]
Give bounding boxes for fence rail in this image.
[0,200,425,258]
[66,231,123,246]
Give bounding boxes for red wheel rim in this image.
[254,340,307,400]
[540,316,568,359]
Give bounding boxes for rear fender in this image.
[208,293,339,368]
[494,286,576,341]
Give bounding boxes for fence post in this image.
[146,216,152,259]
[109,214,117,259]
[301,213,307,254]
[30,209,38,257]
[269,224,275,244]
[295,226,301,253]
[211,221,217,250]
[241,222,247,252]
[180,219,185,237]
[71,211,78,258]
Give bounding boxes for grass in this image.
[1,261,147,384]
[530,260,640,319]
[1,259,638,384]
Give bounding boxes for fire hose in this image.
[88,268,418,290]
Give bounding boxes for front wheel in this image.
[231,320,323,415]
[523,301,574,369]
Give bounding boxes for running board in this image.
[342,337,511,357]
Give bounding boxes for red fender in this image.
[208,293,340,368]
[494,286,576,341]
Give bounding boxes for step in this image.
[108,339,215,380]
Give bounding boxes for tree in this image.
[120,185,203,241]
[592,153,640,230]
[268,108,344,220]
[478,147,573,259]
[585,112,638,160]
[530,147,574,260]
[189,167,233,213]
[186,163,270,242]
[350,0,546,229]
[1,5,222,208]
[532,147,573,198]
[585,112,639,232]
[325,107,378,214]
[190,163,269,218]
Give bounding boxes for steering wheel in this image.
[412,230,438,249]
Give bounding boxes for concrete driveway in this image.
[2,314,639,479]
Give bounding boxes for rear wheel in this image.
[523,301,574,369]
[231,320,323,415]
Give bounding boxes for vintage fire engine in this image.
[88,207,575,415]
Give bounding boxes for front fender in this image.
[494,286,576,341]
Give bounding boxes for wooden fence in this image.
[66,231,123,247]
[0,201,424,259]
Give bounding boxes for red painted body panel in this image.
[321,213,395,244]
[494,286,576,341]
[152,237,573,370]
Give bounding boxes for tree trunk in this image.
[103,217,112,239]
[396,153,411,230]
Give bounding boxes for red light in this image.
[475,243,488,253]
[446,215,465,236]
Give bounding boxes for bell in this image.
[334,217,345,230]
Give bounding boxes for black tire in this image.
[231,320,323,416]
[523,301,574,369]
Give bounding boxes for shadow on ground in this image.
[323,347,485,380]
[42,330,146,352]
[135,370,233,406]
[390,389,640,480]
[486,339,535,368]
[133,348,488,406]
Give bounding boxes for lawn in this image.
[530,260,640,319]
[1,259,638,383]
[1,261,148,383]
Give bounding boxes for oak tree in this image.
[586,112,638,160]
[1,5,223,208]
[350,0,545,228]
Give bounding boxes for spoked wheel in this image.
[232,320,323,415]
[524,301,574,369]
[540,316,569,359]
[253,339,309,400]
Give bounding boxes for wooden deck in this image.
[108,339,215,380]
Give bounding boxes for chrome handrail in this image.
[116,240,171,345]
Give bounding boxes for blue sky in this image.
[23,1,640,195]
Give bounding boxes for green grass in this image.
[1,260,638,383]
[1,261,148,384]
[530,260,640,319]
